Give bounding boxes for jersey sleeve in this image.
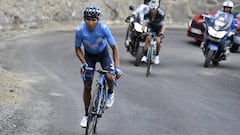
[75,25,83,48]
[143,14,150,24]
[158,8,165,16]
[102,24,116,46]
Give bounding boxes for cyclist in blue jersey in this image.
[75,5,123,128]
[141,0,165,64]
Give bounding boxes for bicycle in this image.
[146,32,157,77]
[83,67,120,135]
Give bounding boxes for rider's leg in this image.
[143,35,151,56]
[80,54,96,128]
[141,35,151,62]
[105,73,115,107]
[201,32,207,49]
[125,23,133,47]
[155,37,161,56]
[100,50,115,107]
[105,73,114,94]
[80,80,92,128]
[82,54,95,116]
[154,37,161,64]
[83,80,92,116]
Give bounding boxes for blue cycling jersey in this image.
[75,21,116,55]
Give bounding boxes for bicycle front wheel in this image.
[146,46,152,77]
[85,113,97,135]
[85,85,100,135]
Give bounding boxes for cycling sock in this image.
[85,108,88,116]
[156,51,159,56]
[144,50,147,56]
[108,89,113,94]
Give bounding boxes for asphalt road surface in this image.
[1,26,240,135]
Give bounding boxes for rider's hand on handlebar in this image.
[80,63,88,74]
[129,16,135,23]
[115,67,123,79]
[125,14,135,23]
[159,33,165,39]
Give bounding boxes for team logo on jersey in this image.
[83,38,103,49]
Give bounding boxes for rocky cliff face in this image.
[0,0,239,30]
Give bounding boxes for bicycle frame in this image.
[146,33,156,77]
[85,67,113,135]
[147,37,156,63]
[95,73,107,117]
[85,67,109,116]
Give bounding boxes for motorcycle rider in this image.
[125,0,151,50]
[141,0,165,64]
[200,0,235,58]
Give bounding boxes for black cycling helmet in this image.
[83,5,101,19]
[144,0,151,4]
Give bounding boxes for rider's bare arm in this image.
[75,47,86,64]
[111,45,120,68]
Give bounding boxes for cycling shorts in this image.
[84,47,114,81]
[147,25,163,37]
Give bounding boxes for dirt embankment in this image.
[0,24,58,134]
[0,66,27,134]
[0,67,25,105]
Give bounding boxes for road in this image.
[0,27,240,135]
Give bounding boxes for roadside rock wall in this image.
[0,0,240,29]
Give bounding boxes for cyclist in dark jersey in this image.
[75,5,122,128]
[141,0,165,64]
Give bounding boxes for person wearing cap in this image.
[75,5,123,128]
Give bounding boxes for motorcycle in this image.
[230,31,240,52]
[125,6,147,66]
[202,10,238,68]
[230,13,240,52]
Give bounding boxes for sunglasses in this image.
[151,7,158,10]
[85,18,98,21]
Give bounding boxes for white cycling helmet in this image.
[149,0,159,9]
[222,0,234,8]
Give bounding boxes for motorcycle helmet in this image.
[83,5,101,19]
[148,0,159,9]
[222,0,234,12]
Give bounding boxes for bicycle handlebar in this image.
[82,67,121,87]
[85,67,110,74]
